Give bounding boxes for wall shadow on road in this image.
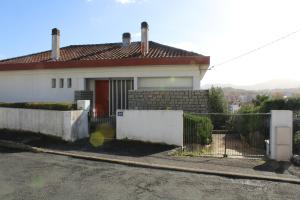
[253,160,291,174]
[0,147,27,154]
[0,131,177,157]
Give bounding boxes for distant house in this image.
[0,22,210,117]
[229,104,240,113]
[239,95,253,104]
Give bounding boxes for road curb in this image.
[1,139,300,184]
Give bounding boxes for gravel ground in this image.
[0,147,300,200]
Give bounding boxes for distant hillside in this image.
[202,79,300,91]
[221,87,258,103]
[214,87,300,104]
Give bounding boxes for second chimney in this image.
[51,28,60,60]
[141,21,149,55]
[122,32,131,46]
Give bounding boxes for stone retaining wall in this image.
[128,90,209,113]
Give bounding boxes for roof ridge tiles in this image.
[0,40,207,64]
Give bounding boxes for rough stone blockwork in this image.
[128,90,209,113]
[74,91,93,111]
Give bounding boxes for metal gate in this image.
[89,115,116,141]
[293,112,300,155]
[183,113,270,157]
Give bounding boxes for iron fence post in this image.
[223,134,227,157]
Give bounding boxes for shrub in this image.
[238,104,261,115]
[233,114,265,144]
[184,113,213,145]
[259,99,286,112]
[231,104,267,148]
[286,98,300,110]
[252,95,269,107]
[0,102,76,111]
[294,131,300,154]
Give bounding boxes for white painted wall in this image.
[0,64,208,103]
[0,72,84,102]
[116,110,183,146]
[193,75,201,90]
[270,110,293,161]
[0,107,89,142]
[137,77,193,90]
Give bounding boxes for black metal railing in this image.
[183,113,270,157]
[90,114,116,133]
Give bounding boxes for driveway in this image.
[1,147,300,200]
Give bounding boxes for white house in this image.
[0,22,210,117]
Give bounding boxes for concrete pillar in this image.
[134,77,138,90]
[77,100,90,111]
[193,76,201,90]
[77,78,86,90]
[270,110,293,161]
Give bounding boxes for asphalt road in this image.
[0,147,300,200]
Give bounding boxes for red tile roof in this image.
[0,41,209,71]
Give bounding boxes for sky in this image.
[0,0,300,86]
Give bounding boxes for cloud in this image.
[115,0,136,4]
[86,0,93,2]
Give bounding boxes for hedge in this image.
[260,98,300,113]
[184,113,213,145]
[294,131,300,154]
[0,102,77,111]
[235,104,269,148]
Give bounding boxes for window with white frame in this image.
[137,77,193,90]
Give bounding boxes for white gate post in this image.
[77,100,90,111]
[270,110,293,161]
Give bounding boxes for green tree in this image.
[252,94,269,107]
[208,87,228,113]
[208,87,228,129]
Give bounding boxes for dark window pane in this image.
[67,78,72,88]
[51,79,56,88]
[59,79,64,88]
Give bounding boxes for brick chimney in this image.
[141,21,149,55]
[122,32,131,46]
[51,28,60,60]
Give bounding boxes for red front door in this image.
[95,80,109,117]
